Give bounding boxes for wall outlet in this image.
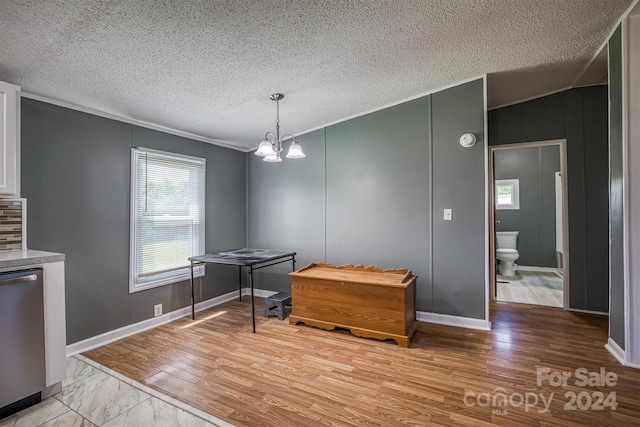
[444,208,452,221]
[154,304,162,317]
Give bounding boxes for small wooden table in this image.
[289,263,417,347]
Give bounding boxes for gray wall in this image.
[489,86,609,312]
[21,99,247,344]
[608,25,625,348]
[248,128,326,291]
[249,79,486,319]
[431,82,486,318]
[495,145,560,267]
[325,98,432,310]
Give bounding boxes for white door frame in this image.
[489,139,570,309]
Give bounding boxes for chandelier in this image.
[254,93,305,162]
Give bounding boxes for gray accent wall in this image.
[431,82,486,319]
[21,99,246,344]
[489,86,609,313]
[249,79,486,319]
[325,98,432,310]
[22,78,486,344]
[248,129,326,291]
[608,25,625,348]
[495,145,560,267]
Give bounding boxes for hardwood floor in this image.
[84,299,640,426]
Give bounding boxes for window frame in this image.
[129,147,205,293]
[495,179,520,210]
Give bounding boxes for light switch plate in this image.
[444,209,452,220]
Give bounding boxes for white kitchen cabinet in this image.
[0,81,20,197]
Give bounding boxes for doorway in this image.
[489,139,569,308]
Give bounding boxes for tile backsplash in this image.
[0,199,24,250]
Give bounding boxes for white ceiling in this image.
[0,0,631,151]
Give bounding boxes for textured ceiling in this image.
[0,0,631,151]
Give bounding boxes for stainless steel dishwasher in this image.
[0,268,46,419]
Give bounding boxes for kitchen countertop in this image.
[0,249,65,270]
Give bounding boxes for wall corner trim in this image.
[605,338,627,366]
[606,338,640,369]
[66,289,255,356]
[417,311,491,331]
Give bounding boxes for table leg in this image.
[190,261,195,320]
[249,265,255,333]
[238,265,242,302]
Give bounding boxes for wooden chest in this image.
[288,263,417,347]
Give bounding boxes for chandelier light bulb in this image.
[286,142,306,159]
[263,153,282,162]
[255,139,275,156]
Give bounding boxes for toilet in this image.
[496,231,519,277]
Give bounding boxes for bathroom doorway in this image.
[489,139,569,308]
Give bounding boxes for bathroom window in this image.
[496,179,520,210]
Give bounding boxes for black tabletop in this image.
[188,248,296,267]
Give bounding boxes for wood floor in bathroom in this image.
[497,269,563,307]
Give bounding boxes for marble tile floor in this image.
[497,269,563,307]
[0,355,231,427]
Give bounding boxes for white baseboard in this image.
[417,311,491,331]
[66,287,280,356]
[248,288,277,298]
[68,288,493,355]
[517,265,557,273]
[605,338,640,369]
[67,289,248,356]
[567,308,609,316]
[605,338,626,366]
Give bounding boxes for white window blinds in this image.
[130,147,205,292]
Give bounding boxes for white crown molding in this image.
[294,75,486,138]
[573,81,608,89]
[488,85,575,111]
[572,0,639,89]
[20,92,250,153]
[23,75,488,154]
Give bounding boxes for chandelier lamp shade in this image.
[254,93,305,162]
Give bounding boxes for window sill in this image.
[129,265,204,293]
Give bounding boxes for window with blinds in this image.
[129,147,205,292]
